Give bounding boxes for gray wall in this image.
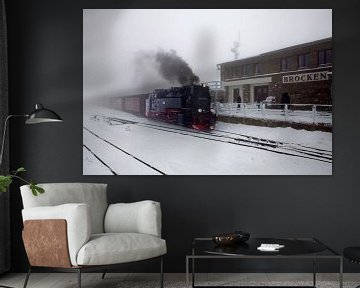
[5,0,360,273]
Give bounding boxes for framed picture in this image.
[83,9,332,175]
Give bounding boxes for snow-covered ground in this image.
[83,106,332,175]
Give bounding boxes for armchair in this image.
[20,183,166,288]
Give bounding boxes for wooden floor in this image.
[0,273,359,288]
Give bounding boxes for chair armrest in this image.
[23,219,72,268]
[104,200,162,237]
[22,203,91,266]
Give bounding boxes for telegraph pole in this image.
[230,31,240,60]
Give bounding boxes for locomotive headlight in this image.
[198,108,202,113]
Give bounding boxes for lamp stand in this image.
[0,115,27,288]
[0,115,28,168]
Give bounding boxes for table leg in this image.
[313,254,316,287]
[186,257,189,288]
[192,257,195,288]
[339,257,343,288]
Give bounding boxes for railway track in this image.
[83,126,166,175]
[83,144,117,175]
[208,129,332,162]
[94,114,332,164]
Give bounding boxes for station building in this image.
[217,37,332,105]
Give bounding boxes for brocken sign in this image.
[283,72,331,83]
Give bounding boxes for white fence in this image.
[212,102,332,125]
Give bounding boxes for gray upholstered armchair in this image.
[20,183,166,288]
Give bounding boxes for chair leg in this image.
[160,257,164,288]
[23,266,31,288]
[101,270,107,279]
[77,268,81,288]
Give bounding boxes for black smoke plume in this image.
[154,49,199,85]
[134,49,200,87]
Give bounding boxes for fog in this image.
[83,9,332,100]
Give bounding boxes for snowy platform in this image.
[214,103,332,127]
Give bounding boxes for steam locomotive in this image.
[116,84,216,130]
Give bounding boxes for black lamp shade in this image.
[25,104,63,124]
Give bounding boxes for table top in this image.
[190,237,340,258]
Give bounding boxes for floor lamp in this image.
[0,104,62,288]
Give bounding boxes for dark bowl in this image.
[233,231,250,242]
[212,234,237,245]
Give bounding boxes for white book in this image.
[257,243,285,251]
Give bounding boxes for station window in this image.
[224,67,231,80]
[298,53,310,68]
[231,66,236,78]
[242,64,250,76]
[281,57,290,71]
[318,49,332,65]
[255,63,261,74]
[235,66,241,77]
[225,67,233,79]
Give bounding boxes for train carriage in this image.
[121,93,148,115]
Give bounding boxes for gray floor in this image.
[0,273,360,288]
